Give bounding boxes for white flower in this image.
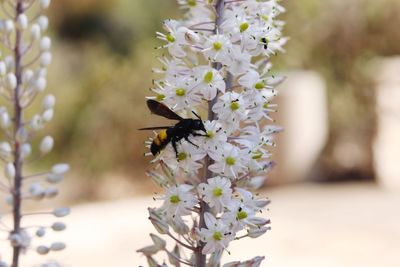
[203,34,232,65]
[208,144,248,179]
[192,66,226,100]
[201,120,227,154]
[159,184,197,218]
[198,212,234,254]
[212,92,247,132]
[162,77,202,111]
[162,140,206,173]
[226,45,252,75]
[198,176,233,213]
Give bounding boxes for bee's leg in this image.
[192,133,207,137]
[185,136,199,148]
[171,139,179,159]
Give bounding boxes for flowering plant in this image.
[139,0,286,266]
[0,1,69,266]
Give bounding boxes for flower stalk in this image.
[140,0,287,266]
[0,1,70,266]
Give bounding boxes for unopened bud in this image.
[30,24,41,40]
[50,242,66,251]
[45,187,59,198]
[51,222,66,231]
[16,14,28,30]
[40,0,51,9]
[150,233,166,250]
[38,16,49,31]
[21,143,32,159]
[42,94,55,109]
[35,77,47,91]
[0,61,6,76]
[40,36,51,51]
[247,226,270,238]
[40,136,54,154]
[4,20,14,34]
[52,164,69,175]
[6,73,17,90]
[46,173,63,184]
[0,111,10,129]
[5,163,15,179]
[42,109,53,122]
[137,245,159,256]
[37,245,50,255]
[40,52,52,67]
[23,69,34,84]
[36,227,46,237]
[53,207,70,217]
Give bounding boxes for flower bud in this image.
[37,245,50,255]
[0,61,6,76]
[52,164,69,175]
[45,187,58,198]
[0,142,12,158]
[4,56,14,71]
[150,233,166,250]
[16,14,28,30]
[21,143,32,159]
[36,227,46,237]
[40,0,51,9]
[53,207,70,217]
[50,242,66,251]
[40,52,52,67]
[40,136,54,154]
[0,111,10,129]
[247,226,271,238]
[38,16,49,31]
[29,182,45,199]
[46,173,63,184]
[148,208,169,234]
[136,245,159,256]
[42,109,53,122]
[5,163,15,179]
[31,114,44,130]
[30,24,41,40]
[42,94,55,109]
[6,73,17,90]
[4,20,14,34]
[51,222,66,231]
[35,77,47,91]
[40,36,51,51]
[23,69,34,84]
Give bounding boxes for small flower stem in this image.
[11,1,25,266]
[196,1,226,266]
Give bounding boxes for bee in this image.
[139,100,206,158]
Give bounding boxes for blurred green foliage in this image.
[40,0,400,186]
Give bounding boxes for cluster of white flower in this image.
[0,1,69,266]
[140,0,286,266]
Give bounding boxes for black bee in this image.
[139,100,206,158]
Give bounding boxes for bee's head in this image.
[193,119,206,133]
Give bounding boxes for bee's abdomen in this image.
[150,129,170,155]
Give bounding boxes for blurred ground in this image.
[1,182,399,267]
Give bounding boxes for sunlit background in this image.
[2,0,400,266]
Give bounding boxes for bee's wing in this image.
[138,126,171,131]
[147,100,183,121]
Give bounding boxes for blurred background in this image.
[2,0,400,266]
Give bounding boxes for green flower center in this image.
[236,210,248,220]
[213,231,222,241]
[225,156,236,166]
[176,88,186,96]
[252,151,263,159]
[206,131,214,139]
[263,102,269,109]
[255,82,265,90]
[240,22,249,32]
[170,195,181,204]
[212,187,223,197]
[230,102,240,111]
[213,41,222,51]
[166,33,175,43]
[204,71,213,84]
[178,152,187,161]
[261,15,269,21]
[187,0,196,7]
[156,94,166,101]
